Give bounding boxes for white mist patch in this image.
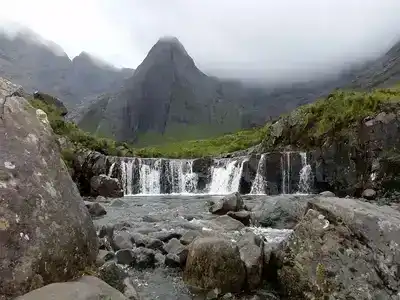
[248,226,293,244]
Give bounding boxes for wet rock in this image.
[163,238,188,265]
[112,231,134,251]
[362,188,377,200]
[212,215,246,231]
[209,192,245,215]
[276,196,400,299]
[95,195,109,203]
[98,224,115,239]
[133,247,156,269]
[114,221,133,231]
[116,249,136,265]
[237,232,262,248]
[319,190,335,197]
[155,252,166,266]
[252,195,311,229]
[97,261,129,293]
[98,237,113,251]
[16,276,127,300]
[184,237,246,294]
[239,243,263,290]
[180,230,202,245]
[165,253,181,268]
[96,250,115,267]
[0,78,98,298]
[149,230,182,242]
[142,215,162,222]
[227,210,251,226]
[206,288,222,299]
[84,201,107,217]
[111,198,128,207]
[132,233,164,251]
[123,277,140,300]
[90,174,124,198]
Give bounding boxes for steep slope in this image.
[80,37,243,144]
[0,28,133,109]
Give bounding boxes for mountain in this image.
[0,28,133,109]
[79,37,244,144]
[80,36,400,145]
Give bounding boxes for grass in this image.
[261,85,400,150]
[28,83,400,159]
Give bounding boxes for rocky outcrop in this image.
[209,192,244,215]
[90,174,123,198]
[184,237,246,294]
[15,276,128,300]
[0,78,98,298]
[275,196,400,299]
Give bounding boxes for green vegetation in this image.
[29,83,400,159]
[262,85,400,150]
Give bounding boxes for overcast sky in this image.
[0,0,400,82]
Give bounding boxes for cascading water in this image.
[120,160,134,195]
[250,154,267,194]
[138,159,162,195]
[208,158,246,194]
[298,152,312,194]
[108,162,116,177]
[168,160,197,194]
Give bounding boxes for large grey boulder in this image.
[15,276,127,300]
[90,174,124,198]
[209,192,244,215]
[0,78,98,298]
[184,237,246,294]
[276,196,400,299]
[251,195,312,229]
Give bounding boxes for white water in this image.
[168,160,198,194]
[298,152,312,194]
[139,159,162,195]
[108,162,116,177]
[208,158,246,194]
[120,160,134,195]
[250,154,267,194]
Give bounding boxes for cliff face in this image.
[79,37,243,144]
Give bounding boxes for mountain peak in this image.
[72,51,116,70]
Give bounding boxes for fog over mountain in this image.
[1,0,399,83]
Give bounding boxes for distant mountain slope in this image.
[79,37,244,144]
[0,28,133,109]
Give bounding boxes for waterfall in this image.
[108,162,116,177]
[298,152,312,194]
[120,160,134,195]
[281,152,291,194]
[168,160,198,194]
[250,154,267,194]
[209,158,246,195]
[138,158,162,195]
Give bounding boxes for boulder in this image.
[319,191,336,197]
[15,276,127,300]
[112,231,134,251]
[96,250,115,267]
[122,277,140,300]
[98,261,128,293]
[116,249,136,265]
[227,210,251,226]
[84,201,107,217]
[0,78,98,298]
[180,230,202,245]
[276,196,400,299]
[212,215,246,231]
[149,230,182,242]
[209,192,244,215]
[184,237,246,293]
[163,238,188,266]
[251,195,311,229]
[90,174,124,198]
[362,188,377,200]
[133,247,156,269]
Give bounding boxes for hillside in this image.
[78,37,400,146]
[0,28,133,109]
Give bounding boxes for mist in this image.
[0,0,399,83]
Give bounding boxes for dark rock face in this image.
[15,276,128,300]
[84,201,107,217]
[192,157,213,191]
[90,174,124,198]
[0,78,98,298]
[239,155,260,194]
[184,237,246,294]
[227,211,251,226]
[276,196,400,299]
